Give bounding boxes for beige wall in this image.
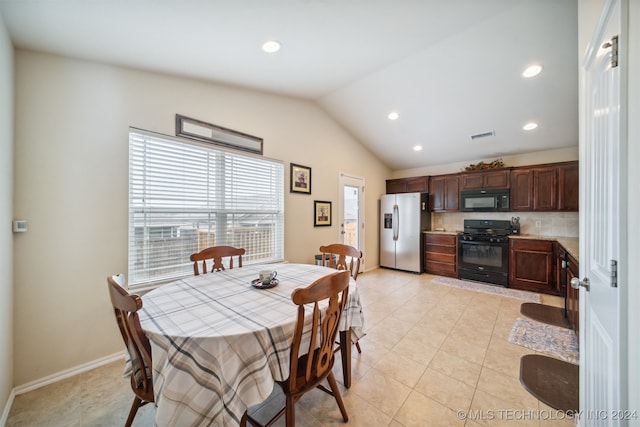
[390,146,579,178]
[0,10,14,420]
[12,50,390,385]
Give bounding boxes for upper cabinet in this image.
[429,174,459,212]
[386,160,578,212]
[557,161,579,211]
[510,168,535,210]
[510,161,578,212]
[460,169,510,190]
[386,176,429,194]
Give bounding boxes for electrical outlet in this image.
[535,220,542,228]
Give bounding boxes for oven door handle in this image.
[458,239,508,246]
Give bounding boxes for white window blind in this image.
[128,128,284,287]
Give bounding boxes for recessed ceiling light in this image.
[523,122,538,131]
[262,40,281,53]
[413,145,423,151]
[522,64,543,78]
[388,112,399,120]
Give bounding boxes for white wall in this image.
[12,50,390,385]
[0,10,14,422]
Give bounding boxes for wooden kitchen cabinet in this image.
[429,174,459,212]
[510,166,556,211]
[558,161,579,211]
[555,245,579,340]
[460,169,510,190]
[564,251,580,339]
[386,176,429,194]
[510,168,534,210]
[556,245,568,297]
[509,238,559,295]
[424,233,457,277]
[510,161,578,212]
[534,167,558,210]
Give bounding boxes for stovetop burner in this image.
[460,219,517,241]
[462,219,514,235]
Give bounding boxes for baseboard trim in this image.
[1,388,16,427]
[13,351,125,396]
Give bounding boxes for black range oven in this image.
[457,219,516,287]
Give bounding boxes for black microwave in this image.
[460,189,510,212]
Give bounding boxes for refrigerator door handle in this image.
[393,204,399,241]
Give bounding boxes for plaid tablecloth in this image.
[138,263,364,426]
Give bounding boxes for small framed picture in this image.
[290,163,311,194]
[314,201,332,227]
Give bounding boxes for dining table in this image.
[137,262,365,426]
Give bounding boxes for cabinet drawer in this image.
[510,239,554,252]
[425,252,455,264]
[425,261,457,276]
[425,244,456,255]
[425,234,457,246]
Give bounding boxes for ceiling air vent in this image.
[471,130,495,140]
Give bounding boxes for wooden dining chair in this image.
[319,243,363,354]
[319,243,363,280]
[190,245,246,275]
[107,275,154,427]
[241,270,350,427]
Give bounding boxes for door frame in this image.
[338,172,365,270]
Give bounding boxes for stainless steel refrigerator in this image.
[379,192,430,273]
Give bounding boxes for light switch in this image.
[12,220,27,233]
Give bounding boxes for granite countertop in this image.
[423,230,460,236]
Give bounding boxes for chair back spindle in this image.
[190,245,245,275]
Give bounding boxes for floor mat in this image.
[432,277,541,302]
[520,302,571,329]
[508,317,579,364]
[520,354,579,412]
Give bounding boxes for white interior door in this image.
[338,172,364,270]
[579,0,626,422]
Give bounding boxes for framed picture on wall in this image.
[314,201,332,227]
[290,163,311,194]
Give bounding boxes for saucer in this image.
[251,278,279,289]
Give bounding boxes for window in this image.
[128,128,284,287]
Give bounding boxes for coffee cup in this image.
[259,270,277,284]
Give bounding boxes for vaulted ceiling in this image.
[0,0,578,170]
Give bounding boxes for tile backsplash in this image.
[431,212,579,238]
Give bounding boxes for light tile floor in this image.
[6,269,577,426]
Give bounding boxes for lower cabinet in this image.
[508,239,559,295]
[424,233,457,277]
[564,252,580,339]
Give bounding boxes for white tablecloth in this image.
[138,262,364,426]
